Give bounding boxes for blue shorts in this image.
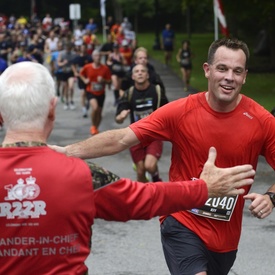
[161,216,237,275]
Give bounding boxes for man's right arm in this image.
[51,127,139,159]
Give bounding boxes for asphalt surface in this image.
[1,58,274,275]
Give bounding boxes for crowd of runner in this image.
[0,13,137,107]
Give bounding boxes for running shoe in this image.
[69,102,76,110]
[132,163,150,181]
[90,126,99,135]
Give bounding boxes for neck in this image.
[205,92,242,113]
[135,81,150,91]
[92,62,100,68]
[2,130,47,146]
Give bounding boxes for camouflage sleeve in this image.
[85,161,120,190]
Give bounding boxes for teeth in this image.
[222,86,232,90]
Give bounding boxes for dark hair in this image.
[182,40,190,46]
[207,38,250,68]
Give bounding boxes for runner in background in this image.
[106,43,127,105]
[57,42,77,110]
[79,50,111,135]
[72,44,93,118]
[115,64,168,182]
[176,40,194,92]
[161,23,175,67]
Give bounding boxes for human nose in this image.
[224,70,234,81]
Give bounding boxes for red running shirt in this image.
[130,92,275,252]
[80,63,111,96]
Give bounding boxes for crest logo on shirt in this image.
[0,171,46,219]
[5,176,40,201]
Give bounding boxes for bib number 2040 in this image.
[205,196,235,210]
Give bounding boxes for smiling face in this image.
[203,46,248,112]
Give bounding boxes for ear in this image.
[48,97,58,122]
[243,69,248,84]
[203,62,210,79]
[0,113,3,127]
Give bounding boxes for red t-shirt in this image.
[0,146,94,274]
[80,63,111,96]
[0,146,208,274]
[130,92,275,252]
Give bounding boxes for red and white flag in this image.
[213,0,229,37]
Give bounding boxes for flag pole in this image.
[213,0,218,40]
[102,16,106,42]
[100,0,107,43]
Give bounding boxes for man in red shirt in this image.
[0,61,255,275]
[50,38,275,275]
[79,50,111,135]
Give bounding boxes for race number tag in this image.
[133,109,153,122]
[91,82,103,92]
[188,195,238,221]
[181,59,190,66]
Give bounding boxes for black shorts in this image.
[54,71,63,81]
[77,77,86,90]
[180,64,192,70]
[111,71,125,78]
[60,71,74,81]
[161,216,237,275]
[110,64,125,78]
[86,92,105,108]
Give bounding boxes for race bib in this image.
[181,59,190,66]
[133,109,153,122]
[112,64,123,72]
[62,63,72,73]
[91,82,103,92]
[188,195,238,221]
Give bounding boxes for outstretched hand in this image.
[200,147,255,197]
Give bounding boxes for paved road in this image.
[1,59,274,274]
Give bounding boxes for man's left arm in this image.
[94,178,208,221]
[244,115,275,218]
